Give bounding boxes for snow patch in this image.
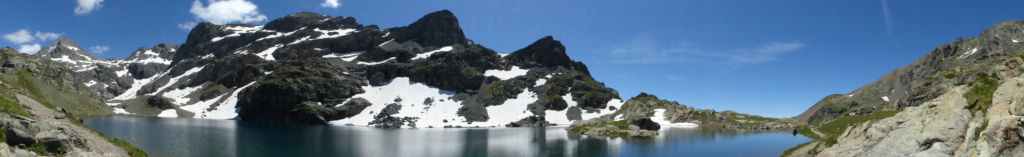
[113,108,130,114]
[411,46,454,60]
[323,51,364,62]
[312,28,357,40]
[652,109,699,127]
[257,44,283,60]
[357,57,395,65]
[483,66,529,80]
[157,109,178,118]
[881,96,890,102]
[212,25,264,42]
[257,27,303,41]
[1014,39,1019,43]
[958,48,978,59]
[181,81,256,119]
[84,80,97,87]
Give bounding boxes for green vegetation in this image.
[943,72,957,79]
[964,75,998,113]
[0,85,30,117]
[781,141,816,157]
[797,128,821,140]
[25,142,48,155]
[1,68,109,116]
[813,111,898,147]
[568,119,632,137]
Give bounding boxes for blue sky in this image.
[3,0,1024,118]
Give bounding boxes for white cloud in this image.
[90,45,110,54]
[4,30,35,44]
[189,0,268,25]
[178,22,199,30]
[18,43,41,54]
[321,0,341,8]
[610,36,805,69]
[881,0,894,35]
[75,0,105,15]
[34,31,62,41]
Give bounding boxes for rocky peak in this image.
[264,12,330,32]
[395,10,468,47]
[125,43,177,62]
[506,36,573,69]
[36,37,96,60]
[0,47,16,54]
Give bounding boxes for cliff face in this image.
[791,20,1024,156]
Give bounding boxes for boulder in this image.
[630,118,661,131]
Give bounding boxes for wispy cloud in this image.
[90,45,110,54]
[3,30,35,44]
[667,74,682,81]
[34,32,61,41]
[881,0,894,35]
[188,0,267,25]
[18,43,41,54]
[321,0,341,9]
[609,36,805,69]
[75,0,105,15]
[178,22,198,30]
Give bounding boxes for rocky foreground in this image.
[788,20,1024,156]
[0,47,145,156]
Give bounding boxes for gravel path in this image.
[17,94,129,157]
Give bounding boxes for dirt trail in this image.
[785,141,818,157]
[16,94,129,157]
[811,128,828,139]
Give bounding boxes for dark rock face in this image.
[505,116,552,127]
[325,98,371,120]
[394,10,468,47]
[369,103,417,128]
[506,36,572,69]
[236,60,366,124]
[146,96,175,110]
[264,12,329,32]
[630,118,661,131]
[457,104,489,122]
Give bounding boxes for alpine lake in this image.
[83,116,812,157]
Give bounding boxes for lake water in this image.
[83,116,812,157]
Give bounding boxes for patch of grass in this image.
[943,72,957,79]
[812,111,898,147]
[781,141,815,157]
[975,120,989,140]
[925,77,935,83]
[105,136,148,157]
[797,128,822,140]
[964,75,998,113]
[24,142,48,155]
[817,111,898,137]
[0,86,30,117]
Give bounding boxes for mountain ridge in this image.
[24,10,791,131]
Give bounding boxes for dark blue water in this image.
[83,116,812,157]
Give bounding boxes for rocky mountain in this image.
[0,47,145,156]
[790,20,1024,156]
[36,10,789,132]
[34,10,623,128]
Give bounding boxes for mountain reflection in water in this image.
[83,116,810,157]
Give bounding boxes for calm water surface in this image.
[83,116,812,157]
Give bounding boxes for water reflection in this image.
[83,116,811,157]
